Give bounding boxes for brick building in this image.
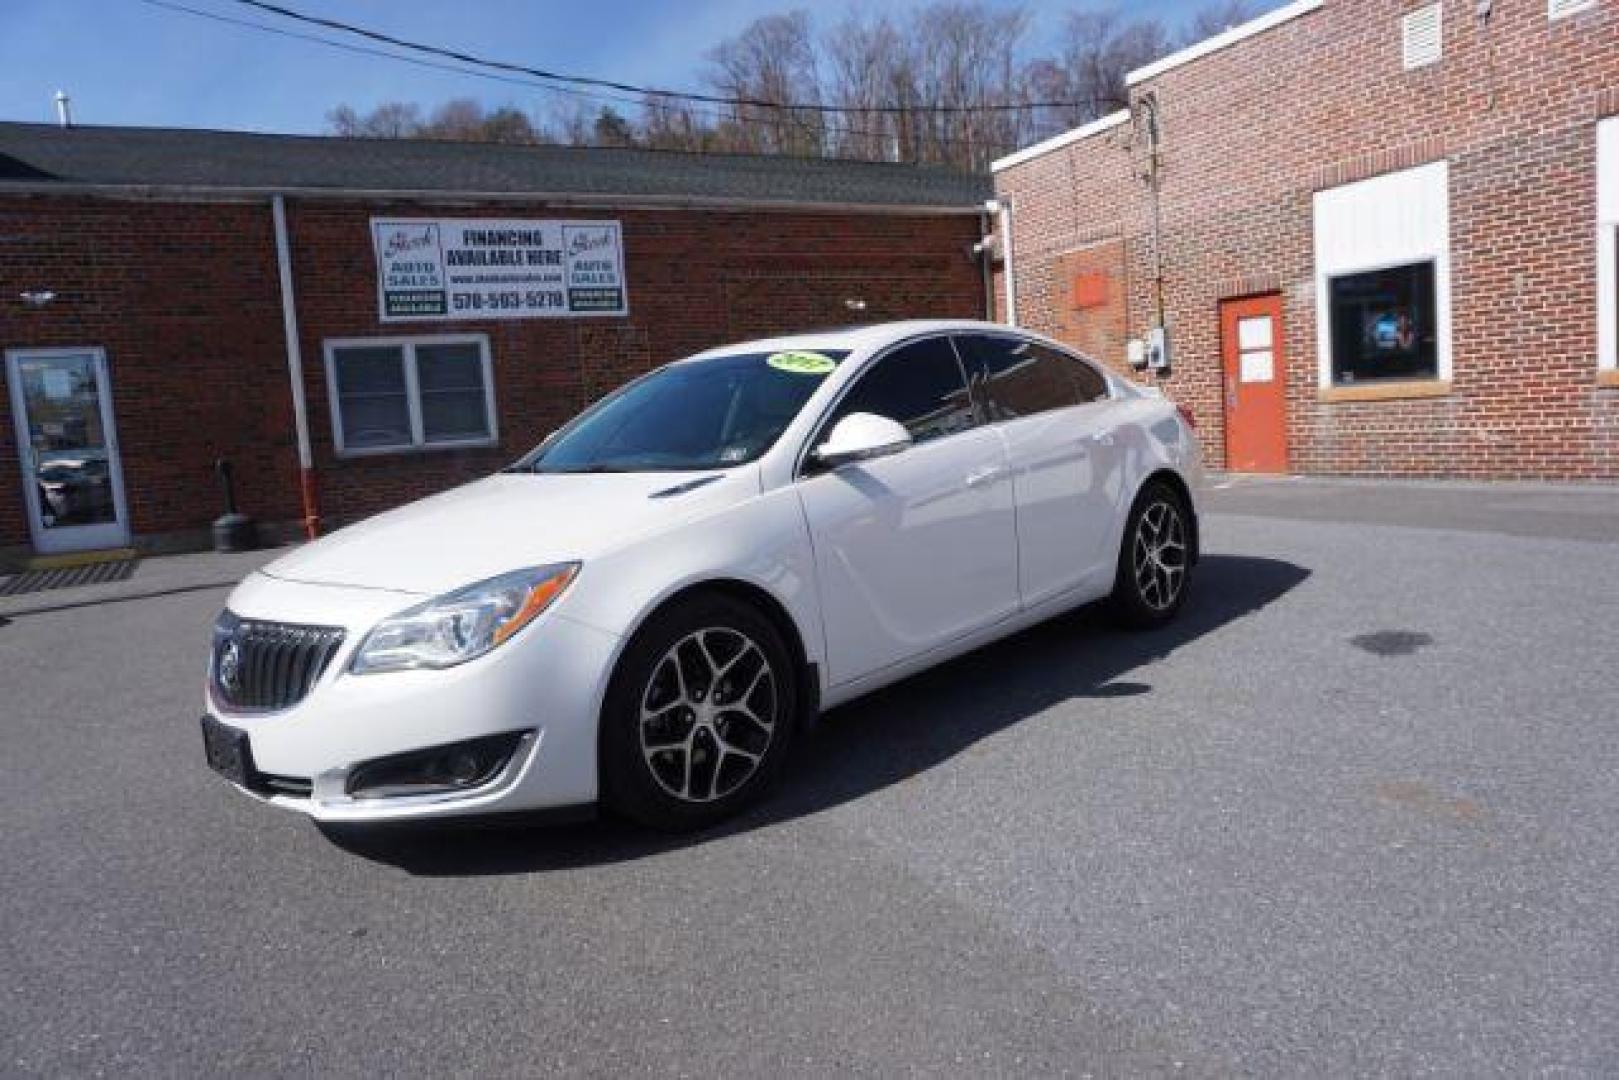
[991,0,1619,479]
[0,123,990,561]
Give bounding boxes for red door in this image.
[1219,294,1288,473]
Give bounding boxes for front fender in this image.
[554,485,825,688]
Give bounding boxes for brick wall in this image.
[0,197,298,549]
[0,195,984,550]
[994,0,1619,480]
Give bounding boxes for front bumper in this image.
[203,571,623,823]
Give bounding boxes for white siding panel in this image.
[1598,119,1618,374]
[1314,161,1449,274]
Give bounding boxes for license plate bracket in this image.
[200,715,254,787]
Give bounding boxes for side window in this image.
[818,336,976,449]
[326,335,497,455]
[1069,353,1109,402]
[957,334,1108,422]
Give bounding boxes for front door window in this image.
[7,349,129,553]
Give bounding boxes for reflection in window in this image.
[332,346,412,450]
[1327,262,1439,384]
[416,343,491,444]
[525,350,848,473]
[326,337,496,454]
[822,337,975,446]
[957,335,1108,421]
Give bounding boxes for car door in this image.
[796,335,1018,687]
[955,333,1124,607]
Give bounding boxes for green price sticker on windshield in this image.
[766,350,837,375]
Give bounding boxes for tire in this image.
[600,593,799,831]
[1109,480,1193,629]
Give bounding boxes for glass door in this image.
[5,348,130,554]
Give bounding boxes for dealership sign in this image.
[371,218,627,321]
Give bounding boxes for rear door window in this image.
[956,334,1109,422]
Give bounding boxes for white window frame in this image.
[1313,161,1452,389]
[1321,258,1444,385]
[323,334,498,457]
[1598,119,1619,377]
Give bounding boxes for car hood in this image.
[261,469,755,596]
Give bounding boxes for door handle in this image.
[964,465,1004,488]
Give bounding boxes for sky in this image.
[1,0,1248,135]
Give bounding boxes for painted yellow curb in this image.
[17,548,139,572]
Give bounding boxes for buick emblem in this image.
[218,639,243,695]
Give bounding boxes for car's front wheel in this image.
[600,593,798,831]
[1110,480,1193,629]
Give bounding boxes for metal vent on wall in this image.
[1547,0,1595,18]
[1402,3,1442,69]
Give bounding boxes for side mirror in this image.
[813,412,912,468]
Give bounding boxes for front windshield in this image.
[518,349,848,474]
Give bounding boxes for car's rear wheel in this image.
[600,593,798,831]
[1110,480,1193,629]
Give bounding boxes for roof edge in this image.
[0,119,988,179]
[0,180,986,216]
[1125,0,1325,86]
[990,110,1130,173]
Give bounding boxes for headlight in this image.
[350,563,579,674]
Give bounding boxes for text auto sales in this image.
[374,216,627,320]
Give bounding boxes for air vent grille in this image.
[1548,0,1595,18]
[1402,3,1442,69]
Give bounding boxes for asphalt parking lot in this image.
[2,476,1616,1076]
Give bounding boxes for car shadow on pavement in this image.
[322,554,1309,875]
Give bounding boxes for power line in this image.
[133,0,649,112]
[131,0,1040,156]
[229,0,1079,116]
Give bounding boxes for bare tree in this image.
[326,101,424,139]
[706,10,826,156]
[328,99,549,144]
[640,93,720,152]
[1182,0,1255,43]
[905,3,1032,169]
[822,3,1032,170]
[1033,8,1173,134]
[823,12,905,161]
[322,0,1244,167]
[591,107,638,148]
[480,106,547,145]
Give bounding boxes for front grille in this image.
[213,615,346,712]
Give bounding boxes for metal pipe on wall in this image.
[977,207,996,321]
[987,198,1017,326]
[1137,94,1168,333]
[271,195,321,540]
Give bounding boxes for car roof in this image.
[683,320,1023,362]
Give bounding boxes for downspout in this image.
[271,195,321,539]
[977,206,995,321]
[987,197,1017,326]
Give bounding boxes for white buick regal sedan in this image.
[203,320,1203,831]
